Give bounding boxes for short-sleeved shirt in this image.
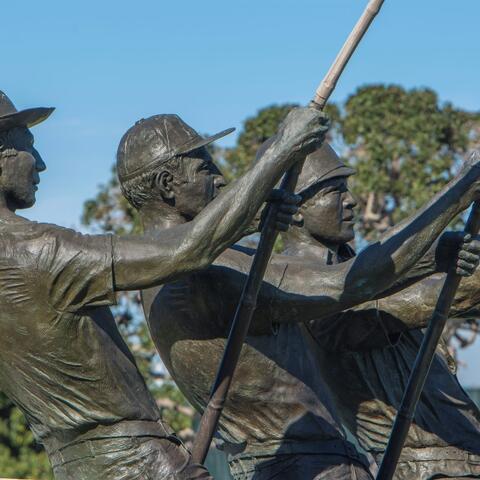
[0,217,160,444]
[142,245,351,458]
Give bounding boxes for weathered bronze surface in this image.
[280,151,480,480]
[124,125,480,479]
[0,92,326,479]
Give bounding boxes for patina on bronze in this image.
[378,187,480,479]
[192,0,387,463]
[120,119,480,480]
[280,150,480,480]
[0,92,326,479]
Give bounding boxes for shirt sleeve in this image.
[37,225,116,312]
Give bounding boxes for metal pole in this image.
[377,191,480,480]
[191,0,386,465]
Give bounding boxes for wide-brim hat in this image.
[0,91,54,133]
[117,114,234,182]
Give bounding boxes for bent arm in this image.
[302,271,480,352]
[264,164,480,324]
[356,269,480,332]
[113,109,328,290]
[206,162,480,332]
[202,235,480,336]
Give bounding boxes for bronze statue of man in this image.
[0,92,328,479]
[118,109,480,479]
[281,149,480,479]
[278,147,480,479]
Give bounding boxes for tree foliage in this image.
[0,393,52,479]
[342,85,479,240]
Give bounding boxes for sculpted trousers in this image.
[229,453,374,480]
[51,436,212,480]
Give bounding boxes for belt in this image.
[44,420,181,468]
[375,446,480,463]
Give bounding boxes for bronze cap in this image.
[117,114,234,182]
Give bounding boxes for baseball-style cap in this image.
[0,91,54,133]
[117,114,234,182]
[255,136,355,195]
[296,143,355,194]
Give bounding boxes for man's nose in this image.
[344,191,357,209]
[33,148,46,172]
[213,174,227,189]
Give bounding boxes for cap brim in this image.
[298,165,356,195]
[0,107,55,133]
[176,127,235,155]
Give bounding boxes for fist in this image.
[278,107,330,160]
[455,233,480,277]
[438,231,480,276]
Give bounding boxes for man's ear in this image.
[155,170,175,200]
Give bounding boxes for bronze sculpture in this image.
[279,147,480,480]
[0,92,327,479]
[119,119,480,479]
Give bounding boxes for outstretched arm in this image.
[355,265,480,332]
[265,155,480,321]
[380,231,480,296]
[113,108,328,290]
[203,154,480,333]
[303,268,480,352]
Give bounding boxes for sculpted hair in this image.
[120,155,189,210]
[0,129,20,164]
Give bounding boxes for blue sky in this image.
[3,0,480,384]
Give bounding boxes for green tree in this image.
[342,84,479,241]
[221,104,298,180]
[0,393,52,479]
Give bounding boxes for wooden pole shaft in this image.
[313,0,385,108]
[191,0,387,465]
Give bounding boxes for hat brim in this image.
[0,107,55,133]
[298,165,356,196]
[176,127,235,156]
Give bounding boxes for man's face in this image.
[300,176,357,246]
[171,147,226,219]
[0,128,46,209]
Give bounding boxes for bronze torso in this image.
[142,245,368,465]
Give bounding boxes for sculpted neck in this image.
[138,200,188,233]
[283,225,340,258]
[0,191,19,219]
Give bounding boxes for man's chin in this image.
[15,197,36,210]
[340,228,355,244]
